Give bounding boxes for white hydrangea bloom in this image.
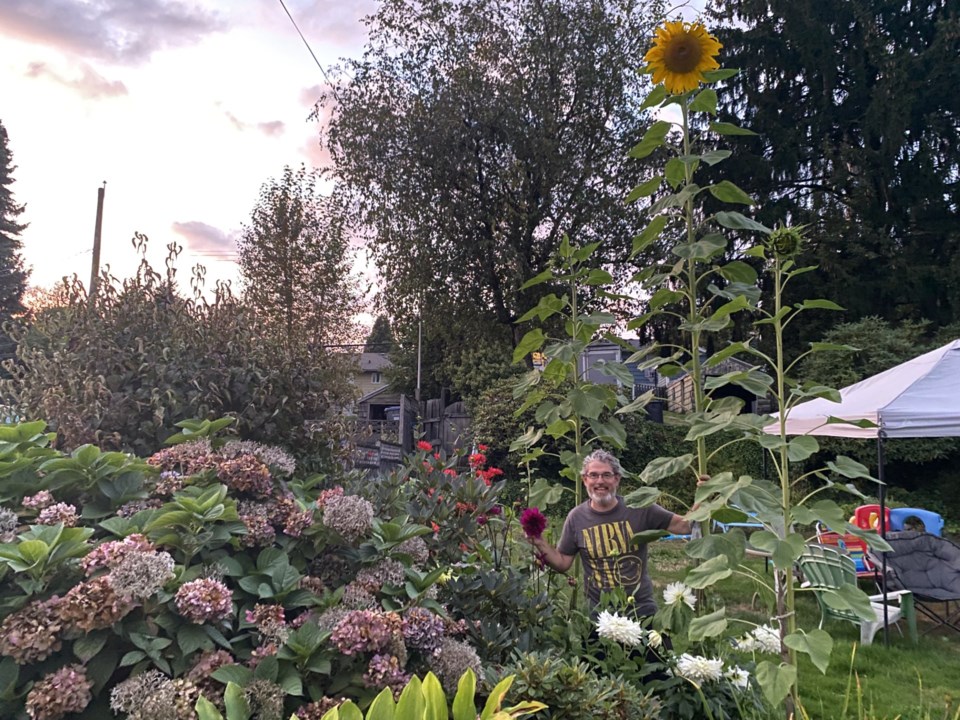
[596,610,645,647]
[725,666,751,690]
[676,653,724,683]
[663,581,697,610]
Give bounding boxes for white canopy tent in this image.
[763,338,960,642]
[764,339,960,439]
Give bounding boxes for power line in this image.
[276,0,333,88]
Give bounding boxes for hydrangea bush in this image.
[0,419,496,720]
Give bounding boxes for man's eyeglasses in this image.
[584,471,616,481]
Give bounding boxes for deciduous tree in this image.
[238,165,362,348]
[323,0,664,380]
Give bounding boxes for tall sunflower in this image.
[644,21,722,95]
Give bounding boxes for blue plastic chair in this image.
[889,508,944,537]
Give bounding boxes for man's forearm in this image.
[531,536,573,573]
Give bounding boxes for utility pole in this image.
[89,182,106,306]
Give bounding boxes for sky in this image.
[1,0,375,308]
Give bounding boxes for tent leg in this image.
[878,434,889,646]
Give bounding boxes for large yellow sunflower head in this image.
[644,21,722,95]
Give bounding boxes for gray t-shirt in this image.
[558,497,674,615]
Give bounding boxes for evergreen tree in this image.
[707,0,960,340]
[363,314,395,353]
[0,119,29,363]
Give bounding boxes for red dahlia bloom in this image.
[520,508,547,539]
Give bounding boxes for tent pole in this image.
[878,432,888,645]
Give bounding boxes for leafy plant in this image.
[316,670,545,720]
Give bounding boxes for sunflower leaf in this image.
[709,121,758,136]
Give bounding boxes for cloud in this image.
[172,221,237,255]
[0,0,224,64]
[25,61,127,99]
[221,107,286,137]
[294,0,376,50]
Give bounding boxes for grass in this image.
[648,540,960,719]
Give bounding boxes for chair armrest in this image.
[868,589,912,604]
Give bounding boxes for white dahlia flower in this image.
[663,581,696,610]
[596,610,645,647]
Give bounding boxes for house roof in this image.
[359,352,392,372]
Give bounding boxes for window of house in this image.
[372,371,382,384]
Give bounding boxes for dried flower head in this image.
[0,597,64,664]
[356,559,406,592]
[0,506,18,542]
[110,670,175,718]
[220,440,296,477]
[36,502,79,527]
[175,578,233,623]
[363,654,410,696]
[322,494,374,542]
[187,650,235,683]
[109,550,176,599]
[147,439,217,475]
[429,637,482,694]
[25,664,93,720]
[330,609,402,656]
[82,533,155,575]
[116,498,164,517]
[60,576,135,632]
[394,536,429,566]
[295,697,349,720]
[245,679,286,720]
[316,486,344,509]
[217,454,274,497]
[401,606,446,653]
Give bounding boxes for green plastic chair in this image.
[799,544,918,646]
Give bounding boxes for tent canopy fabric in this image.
[764,339,960,439]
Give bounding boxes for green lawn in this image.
[648,541,960,719]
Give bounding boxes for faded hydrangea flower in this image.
[246,679,285,720]
[315,608,349,633]
[110,670,175,718]
[108,550,176,599]
[295,697,349,720]
[401,606,446,653]
[154,470,184,497]
[322,494,374,542]
[82,534,155,575]
[0,506,18,542]
[187,650,235,683]
[221,440,296,477]
[283,507,314,537]
[394,536,429,566]
[175,578,233,623]
[316,486,344,509]
[217,454,273,497]
[116,498,163,517]
[25,664,93,720]
[0,597,64,664]
[246,604,289,644]
[60,576,134,632]
[356,559,405,592]
[299,575,325,596]
[36,502,79,527]
[429,638,482,694]
[147,439,217,475]
[363,654,410,696]
[341,582,377,609]
[310,552,351,587]
[21,491,54,510]
[330,610,402,655]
